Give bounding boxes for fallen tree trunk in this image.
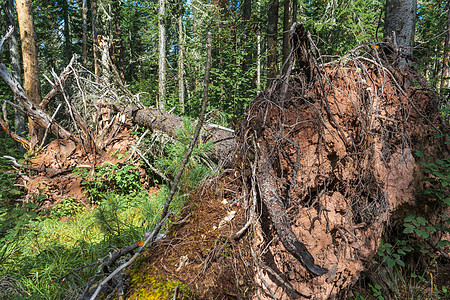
[125,106,236,167]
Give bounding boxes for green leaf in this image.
[437,240,450,247]
[415,149,424,157]
[386,257,395,268]
[402,245,414,252]
[416,217,428,226]
[404,214,415,223]
[443,197,450,206]
[426,226,437,233]
[397,249,406,255]
[395,259,405,267]
[403,224,414,234]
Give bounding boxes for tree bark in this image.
[5,0,26,145]
[440,1,450,91]
[158,0,167,110]
[63,0,71,65]
[16,0,42,151]
[91,0,100,79]
[178,0,185,113]
[113,0,125,81]
[125,107,235,166]
[292,0,297,24]
[82,0,88,64]
[267,0,279,88]
[257,0,261,93]
[282,0,291,75]
[384,0,417,56]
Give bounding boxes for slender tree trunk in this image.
[282,0,291,75]
[292,0,297,24]
[242,0,252,73]
[16,0,42,150]
[82,0,88,64]
[6,0,26,147]
[63,0,71,65]
[440,1,450,91]
[91,0,100,79]
[113,0,125,81]
[158,0,167,110]
[384,0,417,56]
[267,0,279,88]
[257,0,261,93]
[239,0,252,113]
[178,0,185,113]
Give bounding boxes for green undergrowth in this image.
[0,187,171,299]
[0,119,214,298]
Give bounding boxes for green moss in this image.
[129,265,192,299]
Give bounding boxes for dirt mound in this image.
[128,43,446,299]
[21,126,138,208]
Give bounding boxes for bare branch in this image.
[0,26,14,54]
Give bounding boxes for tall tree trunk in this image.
[240,0,252,113]
[282,0,291,75]
[63,0,71,65]
[158,0,167,110]
[242,0,252,73]
[113,0,125,81]
[267,0,279,88]
[91,0,100,79]
[6,0,26,148]
[82,0,88,64]
[440,1,450,91]
[257,0,261,93]
[178,0,185,113]
[384,0,417,56]
[16,0,42,150]
[292,0,297,24]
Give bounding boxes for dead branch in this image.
[1,101,30,151]
[159,31,213,220]
[256,141,328,276]
[40,55,76,109]
[0,26,13,53]
[234,137,258,239]
[88,32,214,300]
[88,213,171,300]
[0,62,77,143]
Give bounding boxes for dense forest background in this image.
[0,0,449,299]
[1,0,449,123]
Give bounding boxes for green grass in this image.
[0,188,170,299]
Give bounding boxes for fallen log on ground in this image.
[125,106,236,167]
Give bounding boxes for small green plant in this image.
[156,117,215,192]
[368,283,385,300]
[405,143,450,254]
[377,239,413,268]
[50,197,84,218]
[79,164,142,203]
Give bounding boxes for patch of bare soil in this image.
[21,125,139,208]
